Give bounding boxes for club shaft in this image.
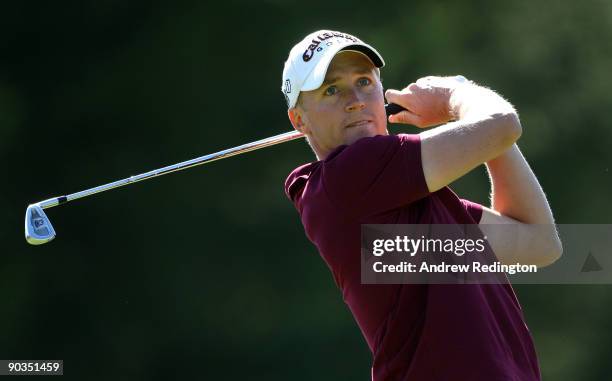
[37,130,304,209]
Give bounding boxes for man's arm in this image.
[385,76,562,267]
[479,145,562,267]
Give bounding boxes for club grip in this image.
[385,103,407,116]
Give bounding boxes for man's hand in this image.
[385,76,468,128]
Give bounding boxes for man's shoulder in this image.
[283,133,422,205]
[324,133,421,168]
[338,133,414,152]
[284,161,321,203]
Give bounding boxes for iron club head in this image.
[25,204,56,245]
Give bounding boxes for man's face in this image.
[289,51,388,159]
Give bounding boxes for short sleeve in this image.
[285,162,315,203]
[322,134,430,218]
[460,199,484,224]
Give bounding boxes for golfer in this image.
[282,30,562,380]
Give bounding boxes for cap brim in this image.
[301,43,385,92]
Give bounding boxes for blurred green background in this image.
[2,0,611,379]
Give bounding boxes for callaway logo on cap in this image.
[281,30,385,109]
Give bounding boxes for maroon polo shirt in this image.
[285,134,541,381]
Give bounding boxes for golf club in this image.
[25,103,406,245]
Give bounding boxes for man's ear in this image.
[288,108,309,134]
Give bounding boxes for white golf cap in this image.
[281,30,385,109]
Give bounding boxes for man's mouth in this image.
[345,120,373,128]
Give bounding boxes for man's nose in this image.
[344,89,366,112]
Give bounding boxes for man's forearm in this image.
[485,144,556,224]
[450,82,555,224]
[450,81,517,121]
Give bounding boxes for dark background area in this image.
[2,0,611,379]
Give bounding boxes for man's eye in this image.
[357,77,371,86]
[324,86,338,96]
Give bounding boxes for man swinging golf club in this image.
[282,30,562,381]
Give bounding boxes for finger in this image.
[384,88,414,107]
[388,110,424,126]
[384,88,401,103]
